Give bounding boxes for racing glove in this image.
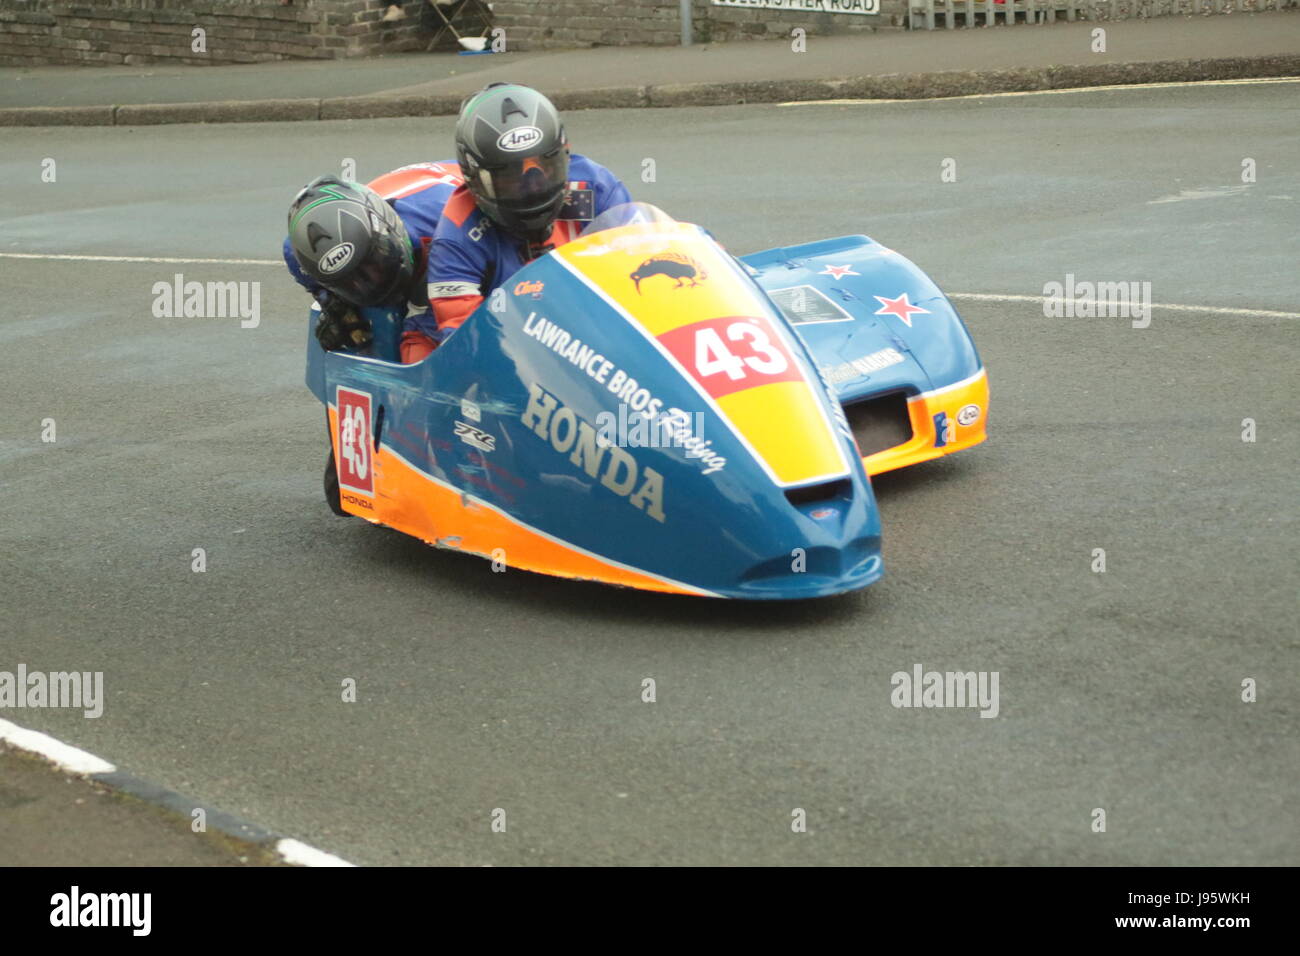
[314,292,373,352]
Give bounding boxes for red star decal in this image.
[873,293,930,328]
[819,264,859,280]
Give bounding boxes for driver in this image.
[405,82,632,363]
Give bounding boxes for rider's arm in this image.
[591,162,633,215]
[280,234,325,295]
[286,235,370,351]
[427,232,488,334]
[283,235,325,296]
[399,308,444,364]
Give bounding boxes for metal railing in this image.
[908,0,1296,29]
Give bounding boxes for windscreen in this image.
[582,202,677,236]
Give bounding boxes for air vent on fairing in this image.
[784,478,851,508]
[844,391,913,458]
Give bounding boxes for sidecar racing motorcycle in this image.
[305,203,988,599]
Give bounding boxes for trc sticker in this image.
[454,420,495,452]
[429,280,480,298]
[630,253,707,294]
[336,386,373,495]
[319,242,355,274]
[957,404,981,427]
[498,126,543,152]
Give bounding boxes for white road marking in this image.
[0,252,281,265]
[1148,184,1252,204]
[0,716,357,865]
[0,717,116,774]
[779,76,1300,107]
[946,292,1300,319]
[3,253,1295,318]
[275,838,357,868]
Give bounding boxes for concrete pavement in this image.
[1,11,1298,124]
[0,744,286,865]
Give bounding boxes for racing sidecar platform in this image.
[305,204,987,599]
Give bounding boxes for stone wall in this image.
[0,0,476,66]
[5,0,1291,66]
[491,0,899,50]
[487,0,1300,50]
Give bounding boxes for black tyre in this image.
[323,447,349,517]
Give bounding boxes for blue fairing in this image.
[307,232,886,599]
[741,235,983,401]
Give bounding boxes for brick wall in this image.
[491,0,902,51]
[485,0,1300,49]
[0,0,481,66]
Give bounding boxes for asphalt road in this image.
[1,82,1296,865]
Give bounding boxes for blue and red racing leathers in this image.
[405,153,632,363]
[283,162,463,361]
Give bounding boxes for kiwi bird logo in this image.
[630,253,707,293]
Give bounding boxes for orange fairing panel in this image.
[863,369,990,476]
[327,405,716,596]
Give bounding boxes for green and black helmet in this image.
[287,176,413,306]
[454,83,570,243]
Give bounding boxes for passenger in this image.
[284,162,462,357]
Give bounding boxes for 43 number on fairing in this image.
[694,321,789,382]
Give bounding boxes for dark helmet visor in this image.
[324,226,411,306]
[485,151,569,206]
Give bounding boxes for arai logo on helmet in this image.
[957,404,981,427]
[497,126,543,152]
[319,242,355,275]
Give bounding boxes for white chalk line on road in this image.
[0,717,116,774]
[946,292,1299,320]
[276,838,357,868]
[0,716,356,867]
[0,252,281,265]
[780,76,1300,106]
[3,252,1295,318]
